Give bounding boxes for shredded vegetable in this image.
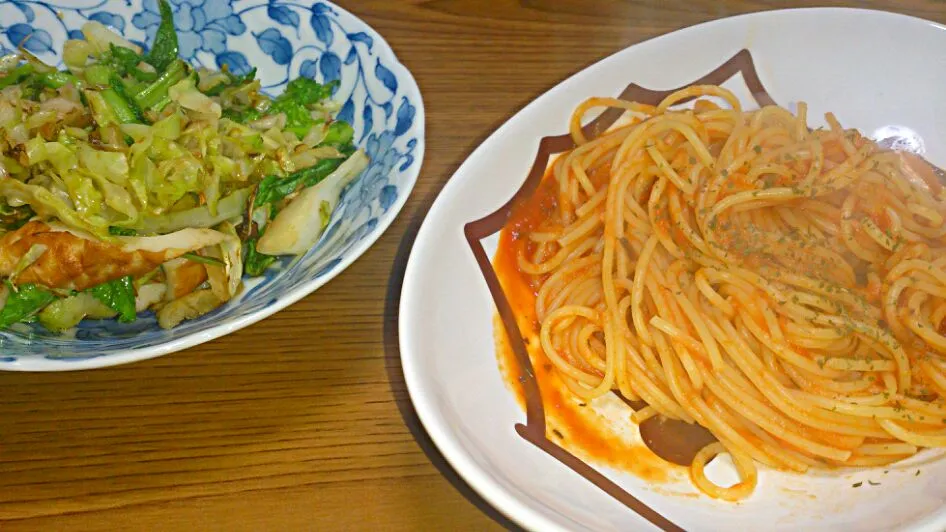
[0,0,369,331]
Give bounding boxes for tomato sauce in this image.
[491,165,680,483]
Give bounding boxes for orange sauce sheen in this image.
[492,164,677,484]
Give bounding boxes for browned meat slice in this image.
[0,221,228,291]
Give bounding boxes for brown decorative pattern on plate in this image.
[463,49,776,531]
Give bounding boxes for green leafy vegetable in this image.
[254,156,345,208]
[321,121,354,147]
[145,0,180,72]
[0,204,34,231]
[202,83,227,98]
[0,281,57,329]
[83,64,113,86]
[244,238,276,277]
[108,226,137,236]
[134,59,188,111]
[19,80,44,101]
[0,3,365,332]
[221,106,262,124]
[103,76,145,124]
[37,71,82,89]
[102,88,140,123]
[0,64,34,90]
[203,67,257,97]
[109,44,144,71]
[39,292,116,331]
[89,276,137,323]
[256,150,367,256]
[85,89,120,126]
[267,78,338,138]
[338,143,357,158]
[182,252,225,267]
[271,103,317,138]
[280,78,338,105]
[103,44,158,82]
[114,76,146,120]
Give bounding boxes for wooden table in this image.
[2,1,944,530]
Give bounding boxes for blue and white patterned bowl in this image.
[0,0,425,370]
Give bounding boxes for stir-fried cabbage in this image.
[39,292,116,332]
[0,0,368,332]
[257,151,368,255]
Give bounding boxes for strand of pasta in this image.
[520,85,946,500]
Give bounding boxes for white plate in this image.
[399,8,946,531]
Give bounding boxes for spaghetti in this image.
[504,85,946,500]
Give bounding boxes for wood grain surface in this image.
[2,1,945,530]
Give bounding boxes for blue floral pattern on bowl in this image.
[0,0,425,370]
[133,0,248,60]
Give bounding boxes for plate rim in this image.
[399,6,946,531]
[1,0,427,372]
